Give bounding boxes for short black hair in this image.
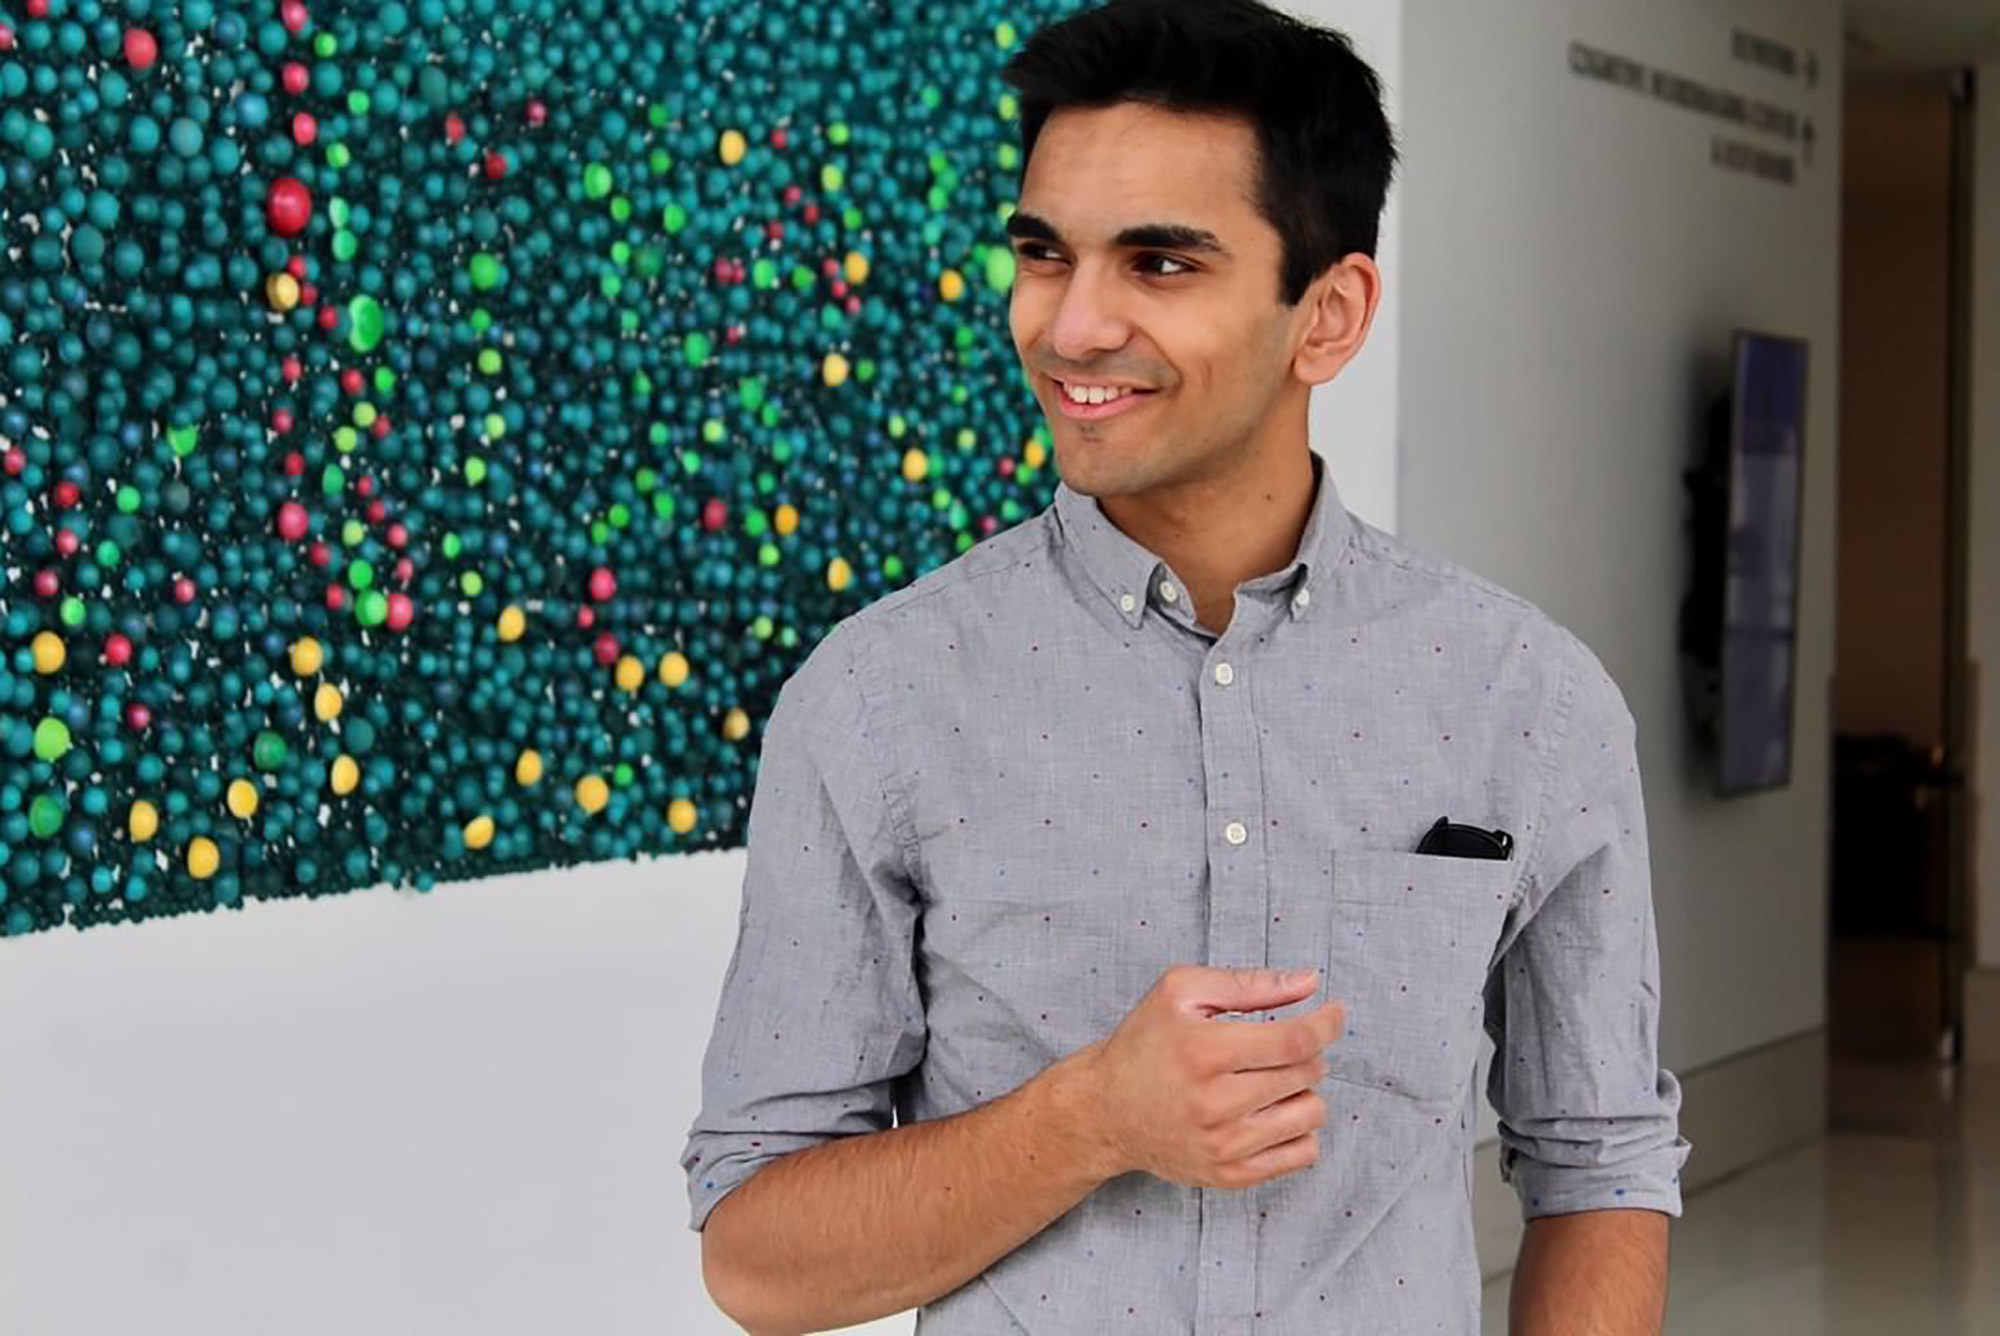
[1001,0,1398,306]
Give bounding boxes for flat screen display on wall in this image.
[1717,331,1810,796]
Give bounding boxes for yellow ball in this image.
[227,778,260,820]
[31,631,65,675]
[901,448,929,483]
[516,749,544,786]
[938,269,966,302]
[265,271,301,311]
[575,773,609,814]
[463,815,495,851]
[774,504,799,536]
[657,651,691,687]
[844,251,871,285]
[496,605,526,642]
[289,637,323,676]
[128,800,159,843]
[314,682,344,722]
[330,754,360,796]
[1024,437,1048,470]
[821,352,850,387]
[666,797,698,835]
[827,556,853,592]
[722,707,752,741]
[187,837,220,880]
[615,654,645,693]
[718,128,748,165]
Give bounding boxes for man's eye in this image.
[1014,242,1063,263]
[1139,254,1194,277]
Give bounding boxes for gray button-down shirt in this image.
[682,449,1691,1334]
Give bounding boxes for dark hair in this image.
[1001,0,1397,305]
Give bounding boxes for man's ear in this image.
[1292,254,1382,387]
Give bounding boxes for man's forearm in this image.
[702,1044,1116,1336]
[1508,1208,1671,1335]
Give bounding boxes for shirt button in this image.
[1293,587,1311,610]
[1214,661,1234,686]
[1224,820,1248,845]
[1160,581,1179,603]
[1118,592,1137,613]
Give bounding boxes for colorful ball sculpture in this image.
[0,0,1065,936]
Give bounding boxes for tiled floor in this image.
[1480,1060,2000,1333]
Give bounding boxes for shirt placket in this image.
[1181,579,1267,1336]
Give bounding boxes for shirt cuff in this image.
[1498,1134,1693,1220]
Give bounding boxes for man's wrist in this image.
[1033,1042,1127,1187]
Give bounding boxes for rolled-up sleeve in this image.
[679,616,929,1233]
[1483,634,1693,1220]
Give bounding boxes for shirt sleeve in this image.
[679,616,929,1233]
[1482,633,1693,1221]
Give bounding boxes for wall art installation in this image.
[0,0,1069,935]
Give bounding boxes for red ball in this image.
[25,0,48,19]
[281,355,303,384]
[365,500,386,524]
[997,455,1017,478]
[483,150,508,180]
[123,28,158,70]
[297,282,318,306]
[267,177,312,237]
[318,305,340,331]
[308,541,330,568]
[782,184,802,207]
[272,408,296,434]
[276,501,310,542]
[702,498,728,532]
[54,527,79,556]
[771,127,789,150]
[104,634,133,667]
[280,1,309,34]
[371,415,391,439]
[282,450,305,475]
[392,557,414,584]
[285,254,309,280]
[355,473,374,497]
[979,514,1000,537]
[588,566,617,602]
[53,479,79,508]
[765,220,785,243]
[444,113,466,145]
[0,25,14,52]
[125,702,152,731]
[32,568,59,599]
[324,585,346,612]
[3,447,24,475]
[172,576,196,604]
[385,593,415,632]
[820,257,840,279]
[843,295,861,316]
[830,279,849,299]
[592,632,621,667]
[386,523,408,550]
[724,323,746,345]
[575,606,595,630]
[526,99,547,127]
[281,62,309,95]
[803,203,821,226]
[292,112,317,146]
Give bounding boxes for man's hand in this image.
[1508,1208,1670,1334]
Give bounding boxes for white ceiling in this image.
[1845,0,2000,71]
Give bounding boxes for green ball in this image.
[253,731,288,771]
[33,719,72,763]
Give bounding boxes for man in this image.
[682,1,1691,1332]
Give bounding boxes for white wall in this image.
[1399,0,1844,1137]
[1972,60,2000,974]
[0,9,1404,1336]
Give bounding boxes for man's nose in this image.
[1048,264,1133,363]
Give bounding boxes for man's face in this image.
[1007,102,1304,499]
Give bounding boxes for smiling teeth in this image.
[1065,383,1134,406]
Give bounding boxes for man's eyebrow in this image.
[1004,212,1230,257]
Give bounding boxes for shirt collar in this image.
[1051,448,1353,630]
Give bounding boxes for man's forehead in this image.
[1019,105,1263,244]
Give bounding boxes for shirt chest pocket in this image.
[1323,849,1519,1108]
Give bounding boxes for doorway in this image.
[1828,66,1976,1064]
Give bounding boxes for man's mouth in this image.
[1048,375,1160,421]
